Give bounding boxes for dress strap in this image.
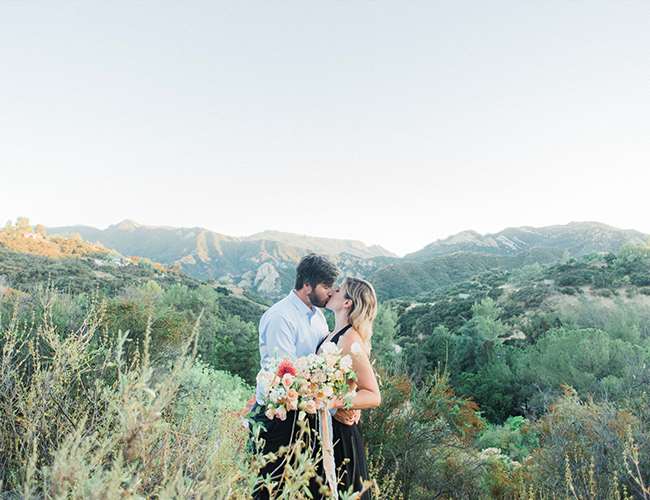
[315,324,353,354]
[331,324,353,345]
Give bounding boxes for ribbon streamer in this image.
[318,408,338,498]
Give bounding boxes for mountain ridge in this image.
[406,221,648,260]
[37,219,650,299]
[45,220,394,296]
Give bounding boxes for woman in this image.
[317,277,381,499]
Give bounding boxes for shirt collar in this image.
[289,290,317,318]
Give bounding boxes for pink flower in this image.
[281,373,295,389]
[275,407,287,421]
[286,390,299,411]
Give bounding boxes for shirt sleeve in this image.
[261,313,297,365]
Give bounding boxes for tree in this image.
[204,315,259,384]
[460,298,508,367]
[372,305,400,367]
[16,217,31,231]
[515,327,641,416]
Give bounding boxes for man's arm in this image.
[261,313,298,364]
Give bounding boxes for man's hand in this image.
[240,394,256,417]
[333,408,361,426]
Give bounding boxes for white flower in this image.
[340,354,353,370]
[256,369,275,396]
[268,386,286,403]
[321,341,339,355]
[351,342,363,354]
[295,357,309,372]
[324,353,338,368]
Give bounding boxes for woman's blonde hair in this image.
[342,277,378,352]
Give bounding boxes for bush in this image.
[522,388,649,498]
[0,292,255,498]
[361,368,526,499]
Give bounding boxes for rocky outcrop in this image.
[254,263,281,295]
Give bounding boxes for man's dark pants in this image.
[248,404,324,499]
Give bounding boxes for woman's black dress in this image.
[316,325,373,500]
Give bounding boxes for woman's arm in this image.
[335,331,381,410]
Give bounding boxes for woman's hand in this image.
[328,397,344,410]
[333,408,361,426]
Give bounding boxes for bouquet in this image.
[256,342,357,421]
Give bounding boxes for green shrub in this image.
[477,416,539,462]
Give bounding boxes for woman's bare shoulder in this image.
[339,328,365,353]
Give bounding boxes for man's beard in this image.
[308,290,328,308]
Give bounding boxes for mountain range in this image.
[45,220,648,299]
[46,220,393,296]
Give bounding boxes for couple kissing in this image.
[248,254,380,499]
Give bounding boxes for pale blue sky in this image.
[1,1,648,255]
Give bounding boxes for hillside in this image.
[370,247,564,300]
[389,244,650,425]
[0,219,110,258]
[370,222,649,299]
[0,223,267,325]
[395,244,650,341]
[406,222,648,260]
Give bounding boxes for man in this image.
[249,253,358,499]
